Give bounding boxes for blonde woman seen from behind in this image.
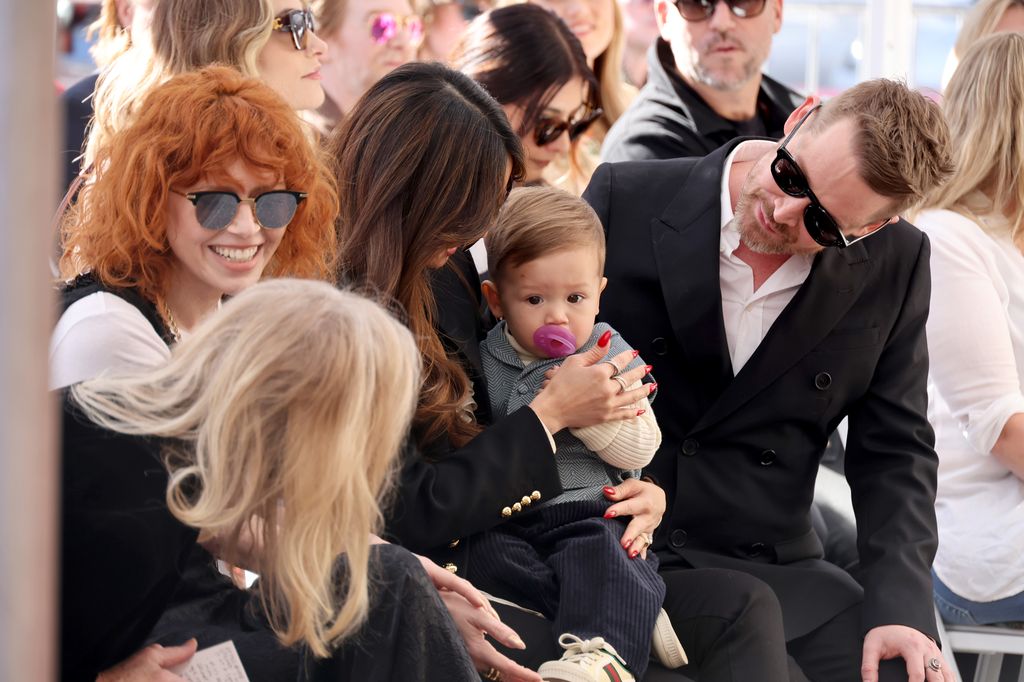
[917,32,1024,626]
[62,279,480,680]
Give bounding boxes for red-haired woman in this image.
[51,65,338,389]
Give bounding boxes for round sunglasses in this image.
[272,7,317,51]
[170,190,307,230]
[673,0,766,22]
[369,12,424,44]
[533,106,604,147]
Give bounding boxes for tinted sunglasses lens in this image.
[676,0,712,20]
[254,192,300,229]
[731,0,767,18]
[771,154,807,197]
[534,119,566,146]
[370,13,397,42]
[409,16,424,41]
[805,206,841,247]
[193,193,238,230]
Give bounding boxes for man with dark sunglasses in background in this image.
[583,79,956,681]
[601,0,801,163]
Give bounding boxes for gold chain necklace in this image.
[156,296,183,343]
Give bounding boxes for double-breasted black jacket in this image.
[583,140,940,642]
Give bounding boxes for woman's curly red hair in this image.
[60,65,338,300]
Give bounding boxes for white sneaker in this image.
[651,608,687,668]
[538,633,635,682]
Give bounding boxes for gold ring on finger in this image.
[483,668,502,681]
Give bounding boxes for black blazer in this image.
[61,396,198,681]
[583,141,940,641]
[383,250,563,572]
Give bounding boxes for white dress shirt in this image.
[718,142,814,373]
[918,206,1024,602]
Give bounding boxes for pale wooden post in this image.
[0,1,59,680]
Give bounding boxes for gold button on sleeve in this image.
[444,563,458,573]
[521,496,532,506]
[531,490,541,501]
[512,502,522,513]
[501,506,512,518]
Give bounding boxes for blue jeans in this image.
[933,570,1024,626]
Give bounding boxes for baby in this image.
[471,187,684,682]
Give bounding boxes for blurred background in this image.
[53,0,977,97]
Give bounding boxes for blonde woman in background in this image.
[61,279,479,681]
[82,0,328,173]
[941,0,1024,88]
[916,32,1024,627]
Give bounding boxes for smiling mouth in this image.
[211,245,259,262]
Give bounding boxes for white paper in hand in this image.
[170,640,250,682]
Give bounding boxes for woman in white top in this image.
[52,65,338,389]
[916,32,1024,626]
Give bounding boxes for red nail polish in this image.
[623,538,634,550]
[637,409,646,416]
[649,383,658,394]
[629,549,640,559]
[644,365,653,373]
[603,486,616,497]
[631,350,639,358]
[604,509,617,519]
[598,330,612,347]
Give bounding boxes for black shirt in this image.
[601,39,804,163]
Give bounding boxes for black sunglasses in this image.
[673,0,766,22]
[170,190,307,230]
[770,104,891,249]
[272,7,317,50]
[533,106,604,147]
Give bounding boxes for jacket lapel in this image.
[652,142,740,403]
[692,243,872,433]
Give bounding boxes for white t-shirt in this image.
[918,207,1024,602]
[50,291,171,389]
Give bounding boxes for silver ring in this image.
[599,359,621,377]
[612,375,629,393]
[927,657,941,673]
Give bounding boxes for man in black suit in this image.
[584,79,956,681]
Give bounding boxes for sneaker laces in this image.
[556,634,621,667]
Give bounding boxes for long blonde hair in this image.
[925,33,1024,242]
[84,0,275,170]
[589,0,632,140]
[70,279,420,657]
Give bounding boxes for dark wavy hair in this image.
[452,3,601,139]
[326,62,525,448]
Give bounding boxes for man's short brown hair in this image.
[487,186,606,283]
[812,79,954,217]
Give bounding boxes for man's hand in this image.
[861,625,955,682]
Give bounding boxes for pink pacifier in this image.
[532,325,578,359]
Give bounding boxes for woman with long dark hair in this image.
[453,4,602,192]
[327,61,666,680]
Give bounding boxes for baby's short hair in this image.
[487,186,606,283]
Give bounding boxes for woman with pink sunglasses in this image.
[311,0,425,131]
